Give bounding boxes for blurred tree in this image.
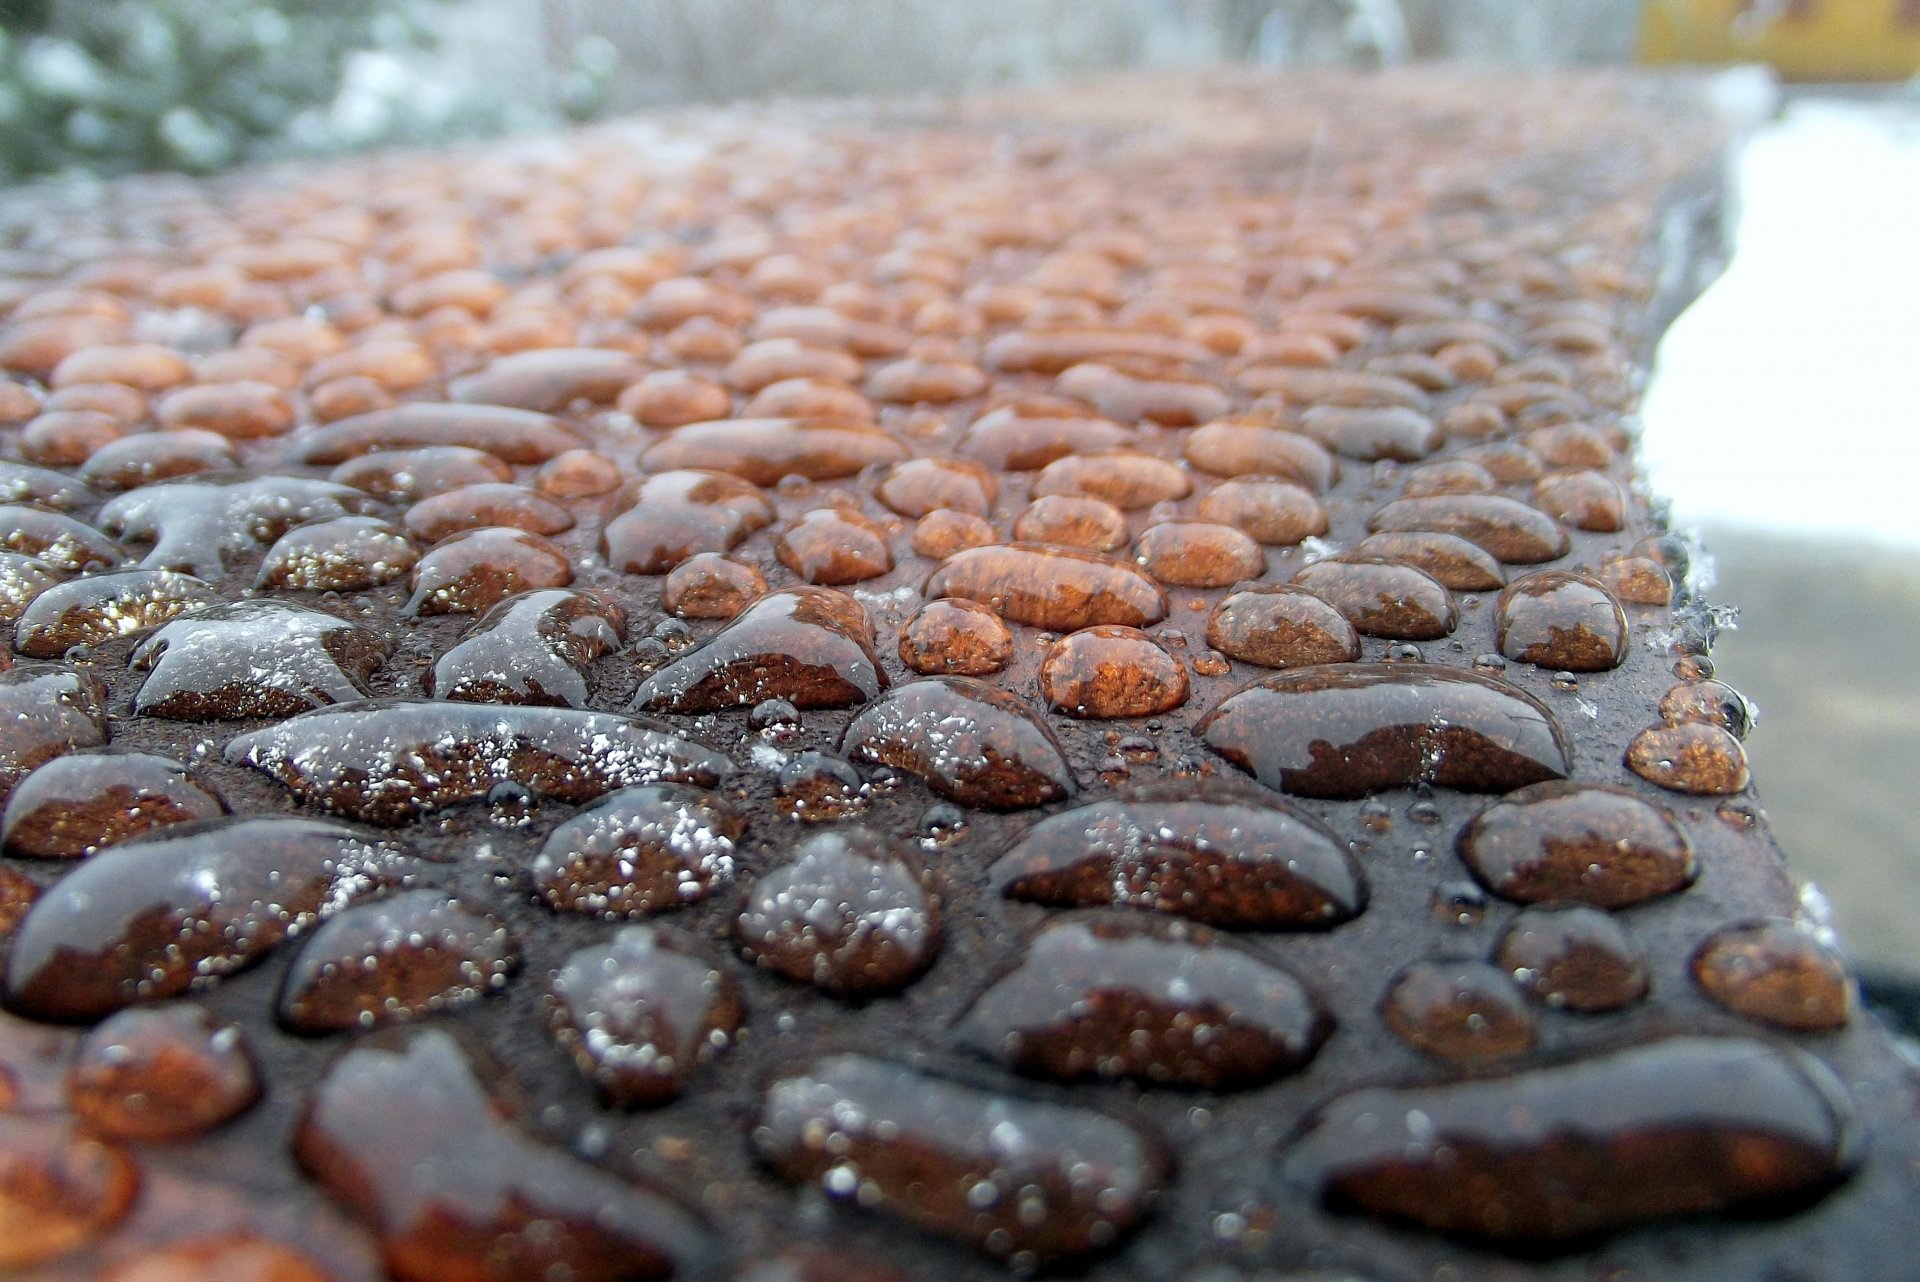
[0,0,437,182]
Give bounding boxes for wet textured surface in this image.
[1198,664,1571,798]
[991,790,1364,928]
[1285,1037,1859,1247]
[736,828,938,997]
[2,818,401,1022]
[276,890,519,1033]
[0,67,1912,1282]
[225,699,730,824]
[754,1054,1166,1264]
[956,917,1328,1088]
[294,1027,713,1282]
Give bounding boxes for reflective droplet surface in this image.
[67,1003,261,1139]
[601,469,774,575]
[1205,584,1360,669]
[531,784,743,918]
[991,789,1364,928]
[130,600,390,719]
[898,598,1013,676]
[2,751,225,858]
[1285,1037,1858,1246]
[0,1116,140,1267]
[548,925,742,1107]
[404,526,573,616]
[1660,678,1756,738]
[294,1026,714,1281]
[1692,919,1853,1032]
[1199,664,1571,799]
[660,552,766,620]
[2,817,401,1022]
[1367,495,1570,564]
[98,474,379,579]
[277,889,518,1033]
[641,417,907,485]
[842,676,1074,810]
[14,570,216,657]
[633,586,885,712]
[1381,959,1536,1062]
[1459,781,1695,908]
[754,1054,1165,1262]
[1292,558,1456,640]
[255,515,419,591]
[224,699,731,825]
[925,543,1168,631]
[291,402,587,465]
[776,505,894,585]
[1626,722,1751,795]
[1349,531,1506,592]
[1495,570,1627,671]
[736,828,938,997]
[956,917,1328,1088]
[1041,625,1189,719]
[1497,906,1649,1010]
[425,588,626,708]
[1135,520,1264,588]
[0,665,110,802]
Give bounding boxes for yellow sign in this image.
[1640,0,1920,80]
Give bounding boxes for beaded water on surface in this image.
[0,68,1911,1282]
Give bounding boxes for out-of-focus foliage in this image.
[0,0,1641,184]
[0,0,439,181]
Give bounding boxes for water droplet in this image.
[547,925,743,1108]
[530,784,742,918]
[1198,664,1571,799]
[754,1054,1165,1262]
[1692,919,1853,1031]
[841,676,1073,810]
[1459,781,1694,908]
[68,1003,260,1139]
[633,586,886,712]
[955,916,1328,1088]
[736,829,938,997]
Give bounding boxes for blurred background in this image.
[0,0,1914,986]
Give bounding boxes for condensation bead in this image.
[911,508,995,559]
[0,666,111,801]
[1135,520,1264,588]
[1381,959,1536,1063]
[1199,664,1570,798]
[601,469,774,575]
[956,917,1328,1088]
[991,789,1365,928]
[76,430,237,492]
[67,1004,261,1140]
[634,586,885,712]
[775,505,894,585]
[1627,722,1751,795]
[329,446,513,502]
[0,1116,140,1268]
[548,925,743,1107]
[1195,476,1329,545]
[754,1054,1165,1263]
[842,676,1074,810]
[1040,625,1189,718]
[426,588,626,707]
[294,1027,715,1280]
[736,828,938,997]
[256,516,419,591]
[1692,919,1853,1031]
[1495,570,1627,671]
[406,526,574,616]
[1459,781,1695,908]
[1205,584,1361,669]
[1292,557,1456,640]
[661,552,766,619]
[1013,494,1130,552]
[641,418,908,485]
[925,543,1168,631]
[899,598,1013,676]
[130,600,390,719]
[2,751,226,858]
[531,784,743,917]
[276,890,519,1033]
